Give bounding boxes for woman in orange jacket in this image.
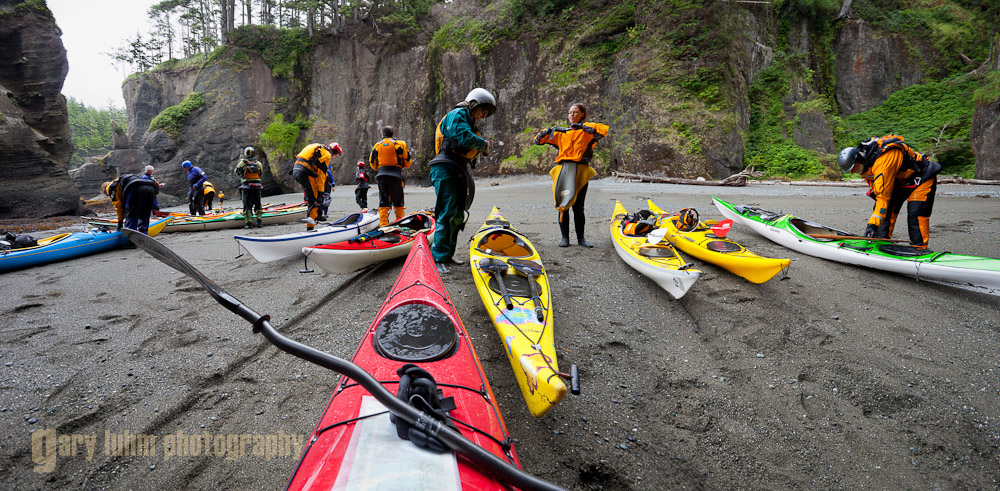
[534,103,609,247]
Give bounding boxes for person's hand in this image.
[863,224,877,238]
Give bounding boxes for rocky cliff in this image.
[971,94,999,179]
[113,3,984,203]
[0,0,80,218]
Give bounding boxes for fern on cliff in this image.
[148,92,206,140]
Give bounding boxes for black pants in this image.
[241,187,262,222]
[187,185,205,215]
[377,176,405,207]
[558,182,588,239]
[355,184,369,209]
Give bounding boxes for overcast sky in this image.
[48,0,160,109]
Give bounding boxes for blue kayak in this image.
[0,217,171,273]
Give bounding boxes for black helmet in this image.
[837,147,859,172]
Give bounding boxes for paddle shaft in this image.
[809,233,908,243]
[122,230,564,491]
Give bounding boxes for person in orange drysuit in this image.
[292,142,342,231]
[534,102,609,248]
[838,134,941,249]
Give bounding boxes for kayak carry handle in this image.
[570,364,580,395]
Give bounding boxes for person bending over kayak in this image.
[292,142,342,231]
[103,174,159,234]
[838,134,940,249]
[182,160,208,215]
[369,125,413,227]
[202,181,219,211]
[429,88,496,273]
[534,102,609,248]
[235,146,264,228]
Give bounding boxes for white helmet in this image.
[464,88,496,116]
[244,146,255,158]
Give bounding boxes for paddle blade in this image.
[123,229,260,324]
[646,227,669,244]
[711,219,733,238]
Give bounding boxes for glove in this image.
[863,224,877,238]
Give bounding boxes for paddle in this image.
[710,219,733,238]
[121,230,564,491]
[809,233,908,243]
[646,227,669,244]
[479,258,514,310]
[508,258,545,322]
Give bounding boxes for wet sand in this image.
[2,177,999,489]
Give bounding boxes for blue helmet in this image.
[182,160,193,169]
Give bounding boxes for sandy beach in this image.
[2,176,999,489]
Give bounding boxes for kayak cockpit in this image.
[789,217,851,240]
[473,229,533,258]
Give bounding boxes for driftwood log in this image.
[614,172,1000,187]
[612,167,765,186]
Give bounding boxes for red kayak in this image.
[302,212,436,274]
[288,233,521,489]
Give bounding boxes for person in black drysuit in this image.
[104,174,159,234]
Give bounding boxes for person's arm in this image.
[572,122,609,141]
[399,141,412,169]
[193,170,207,188]
[369,144,379,170]
[443,110,487,150]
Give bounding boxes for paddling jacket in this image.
[294,143,333,177]
[369,138,412,175]
[534,122,609,165]
[202,181,216,197]
[434,105,487,167]
[235,158,262,183]
[856,135,941,227]
[105,174,158,221]
[355,167,370,186]
[186,166,207,188]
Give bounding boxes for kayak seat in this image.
[706,240,742,253]
[487,273,535,297]
[332,212,363,225]
[476,230,532,257]
[374,303,457,362]
[637,246,676,258]
[395,214,431,231]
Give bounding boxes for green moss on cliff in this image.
[148,92,206,139]
[259,113,311,162]
[836,75,978,177]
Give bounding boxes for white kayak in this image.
[234,212,380,263]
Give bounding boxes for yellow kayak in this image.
[610,201,701,299]
[469,207,572,417]
[648,200,790,284]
